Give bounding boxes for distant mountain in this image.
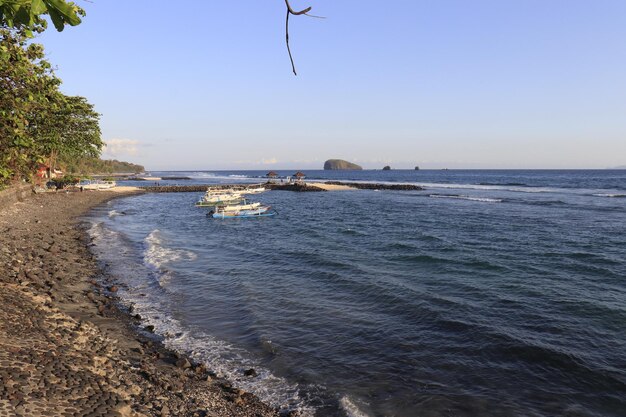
[324,159,363,170]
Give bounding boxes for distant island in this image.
[324,159,363,170]
[382,165,391,171]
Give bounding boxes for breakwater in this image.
[142,183,328,193]
[266,183,326,192]
[142,185,209,193]
[324,181,423,190]
[140,182,423,194]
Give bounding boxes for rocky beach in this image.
[0,190,280,417]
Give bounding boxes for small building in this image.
[266,171,278,183]
[36,165,62,179]
[293,171,306,184]
[36,165,50,179]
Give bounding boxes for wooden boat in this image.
[240,184,266,195]
[195,187,243,207]
[209,204,276,219]
[79,180,116,190]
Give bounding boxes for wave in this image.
[479,182,529,187]
[188,172,217,178]
[143,230,196,286]
[339,396,373,417]
[414,182,555,193]
[89,224,315,415]
[430,194,503,203]
[594,193,626,198]
[107,209,122,218]
[118,292,315,416]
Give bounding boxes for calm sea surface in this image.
[86,170,626,417]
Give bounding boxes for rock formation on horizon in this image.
[383,165,391,171]
[323,159,363,170]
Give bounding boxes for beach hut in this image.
[293,171,306,184]
[266,171,278,184]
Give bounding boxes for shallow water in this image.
[87,170,626,417]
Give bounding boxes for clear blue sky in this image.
[39,0,626,169]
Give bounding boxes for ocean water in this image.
[86,170,626,417]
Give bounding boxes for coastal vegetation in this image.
[61,157,144,175]
[0,1,112,186]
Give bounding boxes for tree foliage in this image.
[0,0,83,33]
[0,26,103,185]
[60,157,144,175]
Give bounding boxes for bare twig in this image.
[285,10,297,75]
[285,0,311,15]
[284,0,313,76]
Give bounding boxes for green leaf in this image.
[46,6,64,31]
[43,0,81,25]
[31,0,46,15]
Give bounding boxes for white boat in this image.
[195,187,243,207]
[209,203,275,219]
[240,184,266,195]
[218,202,261,211]
[79,180,116,190]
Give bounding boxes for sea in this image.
[84,170,626,417]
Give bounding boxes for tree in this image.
[0,27,61,182]
[0,27,102,185]
[0,0,83,33]
[33,95,103,170]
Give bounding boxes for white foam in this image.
[419,182,554,193]
[87,221,120,242]
[188,171,217,178]
[339,396,373,417]
[108,209,122,218]
[430,194,502,203]
[118,292,315,416]
[144,229,196,269]
[593,193,626,198]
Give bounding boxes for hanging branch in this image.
[284,0,312,76]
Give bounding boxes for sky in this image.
[37,0,626,170]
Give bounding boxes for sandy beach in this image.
[0,189,281,417]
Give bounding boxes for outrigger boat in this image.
[208,202,276,219]
[238,184,266,195]
[195,187,243,207]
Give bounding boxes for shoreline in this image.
[0,190,283,417]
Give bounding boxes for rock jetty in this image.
[323,159,362,170]
[266,183,326,192]
[325,181,423,190]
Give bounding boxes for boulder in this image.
[382,166,391,170]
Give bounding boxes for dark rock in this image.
[323,159,362,170]
[324,181,423,191]
[145,325,155,333]
[243,368,258,377]
[108,285,118,293]
[382,165,391,170]
[176,358,192,369]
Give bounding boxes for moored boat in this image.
[208,203,276,218]
[195,187,243,207]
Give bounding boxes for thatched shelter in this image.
[266,171,278,178]
[293,171,306,178]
